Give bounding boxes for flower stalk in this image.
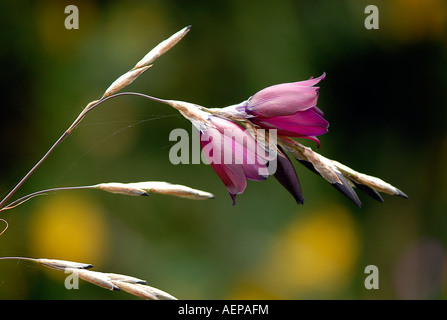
[0,26,191,212]
[0,257,177,300]
[0,181,214,213]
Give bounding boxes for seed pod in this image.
[102,66,151,98]
[38,258,93,271]
[96,182,149,196]
[133,25,191,69]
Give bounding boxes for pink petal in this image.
[293,73,326,87]
[246,73,326,118]
[251,107,329,138]
[222,135,268,181]
[210,116,269,180]
[201,129,247,204]
[248,85,319,118]
[200,116,270,205]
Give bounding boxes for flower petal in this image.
[209,162,247,205]
[251,107,329,138]
[200,115,273,205]
[274,146,305,204]
[293,73,326,87]
[222,135,268,181]
[201,129,247,205]
[246,73,326,118]
[248,86,319,118]
[210,115,269,181]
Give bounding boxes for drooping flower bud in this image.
[216,74,329,147]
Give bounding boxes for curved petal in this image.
[210,115,269,181]
[200,117,271,205]
[248,85,319,118]
[209,162,247,205]
[293,73,326,87]
[200,129,247,205]
[246,73,325,118]
[251,107,329,138]
[223,134,268,181]
[274,146,305,204]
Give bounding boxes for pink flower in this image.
[199,115,269,205]
[223,73,329,147]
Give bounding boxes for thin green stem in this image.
[0,92,172,211]
[0,132,69,210]
[0,257,38,262]
[1,185,97,212]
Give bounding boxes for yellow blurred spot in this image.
[385,0,447,42]
[237,205,361,298]
[226,279,285,300]
[36,1,98,55]
[28,193,109,269]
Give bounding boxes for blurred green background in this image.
[0,0,446,300]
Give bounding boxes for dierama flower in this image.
[131,86,406,207]
[199,114,270,205]
[214,73,329,147]
[116,96,274,205]
[142,97,307,205]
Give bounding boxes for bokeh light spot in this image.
[258,205,361,298]
[28,193,109,268]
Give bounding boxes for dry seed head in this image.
[105,273,147,284]
[102,65,151,98]
[332,160,406,196]
[279,136,407,197]
[68,268,118,291]
[133,25,191,69]
[131,181,215,200]
[38,258,93,271]
[301,147,343,185]
[96,181,214,199]
[167,100,214,130]
[111,281,178,300]
[112,281,157,300]
[96,182,149,196]
[6,256,178,300]
[279,137,342,184]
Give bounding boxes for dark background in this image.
[0,0,446,299]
